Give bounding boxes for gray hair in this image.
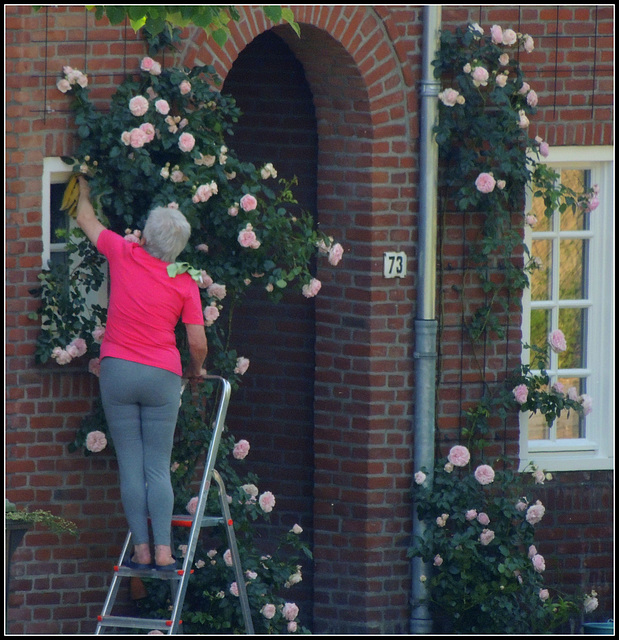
[142,206,191,263]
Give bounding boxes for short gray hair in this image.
[142,206,191,263]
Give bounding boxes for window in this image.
[519,146,613,472]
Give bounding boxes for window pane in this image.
[531,239,552,300]
[530,193,552,232]
[559,238,588,300]
[558,308,586,369]
[530,308,551,355]
[529,410,549,440]
[50,182,70,242]
[555,376,585,439]
[559,169,589,231]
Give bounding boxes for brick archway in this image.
[182,7,417,633]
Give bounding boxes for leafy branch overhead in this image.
[86,5,300,46]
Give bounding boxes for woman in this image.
[76,176,207,570]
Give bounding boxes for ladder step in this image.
[113,565,188,580]
[97,615,181,631]
[171,514,225,528]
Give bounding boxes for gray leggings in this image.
[99,357,181,547]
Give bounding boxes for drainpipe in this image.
[410,5,441,635]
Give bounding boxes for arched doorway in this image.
[222,30,318,618]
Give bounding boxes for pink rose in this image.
[68,337,87,358]
[233,439,250,460]
[203,303,220,326]
[548,329,567,353]
[474,464,495,485]
[129,95,149,117]
[179,80,191,95]
[465,509,477,521]
[579,394,593,416]
[302,278,322,298]
[433,554,443,567]
[240,193,258,212]
[288,622,298,633]
[513,384,528,405]
[88,357,101,377]
[52,348,72,365]
[328,242,344,266]
[490,25,503,44]
[523,35,535,53]
[526,501,545,525]
[527,89,539,107]
[139,122,156,142]
[92,326,105,343]
[234,357,250,375]
[57,78,71,93]
[259,491,276,513]
[539,141,550,157]
[448,445,470,467]
[228,205,239,217]
[86,430,107,453]
[206,282,226,300]
[539,589,550,601]
[531,553,546,573]
[223,549,233,566]
[414,471,426,485]
[471,66,489,87]
[261,604,276,619]
[140,56,161,75]
[155,99,170,115]
[282,602,299,621]
[479,528,495,545]
[528,545,538,558]
[477,512,490,526]
[238,225,260,249]
[439,88,461,107]
[186,496,199,515]
[502,28,518,46]
[178,132,196,152]
[475,172,496,193]
[229,582,239,597]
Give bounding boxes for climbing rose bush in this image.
[33,56,339,634]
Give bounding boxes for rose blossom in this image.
[178,132,195,152]
[583,594,599,613]
[475,172,496,193]
[229,582,239,597]
[433,554,443,567]
[532,553,546,573]
[259,491,276,513]
[328,242,344,266]
[579,394,593,416]
[465,509,477,521]
[86,430,107,453]
[527,89,539,107]
[238,224,260,249]
[291,524,303,534]
[234,357,250,375]
[242,484,259,498]
[474,464,495,485]
[261,604,276,619]
[288,622,298,633]
[155,99,170,115]
[207,282,227,300]
[471,66,489,87]
[490,25,503,44]
[414,471,426,485]
[539,588,550,601]
[282,602,299,622]
[179,80,191,95]
[57,78,71,93]
[302,278,322,298]
[499,53,510,66]
[523,35,535,53]
[240,193,258,212]
[233,439,250,460]
[518,110,530,128]
[203,303,220,326]
[140,56,161,75]
[88,357,101,377]
[129,96,149,117]
[223,549,233,566]
[438,88,461,107]
[448,445,470,467]
[502,28,518,46]
[479,529,495,545]
[67,337,87,358]
[477,512,490,526]
[513,384,528,405]
[93,326,106,344]
[526,501,546,525]
[548,329,567,353]
[186,496,199,515]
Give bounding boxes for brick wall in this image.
[5,5,613,634]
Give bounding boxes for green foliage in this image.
[6,500,78,537]
[30,54,340,632]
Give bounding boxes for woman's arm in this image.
[75,176,106,246]
[184,323,208,380]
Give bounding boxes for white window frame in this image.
[519,146,614,472]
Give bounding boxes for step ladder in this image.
[95,376,255,635]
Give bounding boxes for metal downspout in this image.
[410,5,441,635]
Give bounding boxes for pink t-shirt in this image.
[97,229,204,376]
